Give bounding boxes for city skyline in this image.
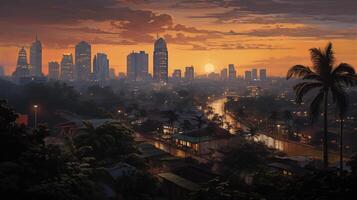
[0,0,356,76]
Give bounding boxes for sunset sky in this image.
[0,0,356,76]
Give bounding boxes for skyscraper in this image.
[0,65,5,77]
[127,51,149,81]
[93,53,109,82]
[259,69,267,80]
[48,61,60,80]
[221,68,228,80]
[75,41,91,81]
[153,38,168,83]
[245,70,252,80]
[228,64,236,80]
[30,34,42,77]
[172,69,182,80]
[252,68,258,80]
[12,47,30,79]
[185,66,194,81]
[60,54,74,81]
[109,68,116,80]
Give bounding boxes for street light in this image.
[33,105,38,128]
[277,124,281,134]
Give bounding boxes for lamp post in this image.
[277,124,281,134]
[33,105,38,127]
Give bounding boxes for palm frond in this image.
[335,74,357,87]
[293,82,323,104]
[310,43,334,75]
[310,89,325,123]
[324,42,335,67]
[286,65,313,79]
[309,47,324,74]
[333,63,355,76]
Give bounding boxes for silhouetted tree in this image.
[287,42,357,168]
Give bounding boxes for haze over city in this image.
[2,1,357,200]
[0,0,356,76]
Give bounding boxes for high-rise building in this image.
[220,68,228,80]
[0,65,5,77]
[60,54,74,81]
[12,47,30,79]
[245,70,252,80]
[153,38,168,83]
[109,68,116,80]
[75,41,91,81]
[127,51,149,81]
[93,53,109,82]
[48,61,60,80]
[185,66,194,81]
[30,34,42,77]
[252,68,258,80]
[228,64,236,80]
[172,69,182,80]
[259,69,267,80]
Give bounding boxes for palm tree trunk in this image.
[340,118,344,172]
[323,90,329,169]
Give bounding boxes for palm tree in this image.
[336,90,348,172]
[287,42,357,169]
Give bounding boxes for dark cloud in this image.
[184,42,289,51]
[0,0,175,45]
[228,26,357,39]
[58,27,121,35]
[184,0,357,24]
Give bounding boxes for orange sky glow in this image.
[0,0,356,76]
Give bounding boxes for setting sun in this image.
[204,63,215,74]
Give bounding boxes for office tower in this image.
[93,53,109,82]
[109,68,116,80]
[0,66,4,77]
[75,41,91,81]
[220,68,228,80]
[172,69,182,80]
[153,37,168,83]
[228,64,236,80]
[252,68,258,80]
[60,54,74,81]
[127,51,149,81]
[185,66,194,81]
[245,70,252,80]
[30,34,42,77]
[48,61,60,80]
[12,47,30,78]
[260,69,267,80]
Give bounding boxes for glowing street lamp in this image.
[33,105,38,127]
[277,124,281,134]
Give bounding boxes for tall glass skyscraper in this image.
[93,53,109,82]
[185,66,194,81]
[153,38,168,83]
[75,41,91,81]
[127,51,148,81]
[30,34,42,77]
[228,64,236,80]
[60,54,74,81]
[12,47,30,78]
[48,61,60,80]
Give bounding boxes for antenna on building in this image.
[35,32,38,41]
